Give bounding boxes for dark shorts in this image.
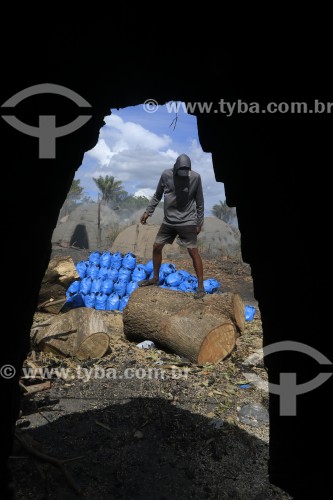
[154,223,198,248]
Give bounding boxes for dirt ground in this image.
[9,249,292,499]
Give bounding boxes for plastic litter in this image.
[208,418,224,429]
[136,340,155,349]
[238,403,269,427]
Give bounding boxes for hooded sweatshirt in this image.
[145,154,204,226]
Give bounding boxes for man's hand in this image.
[140,212,149,225]
[196,225,202,235]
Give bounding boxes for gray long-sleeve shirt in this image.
[146,168,204,226]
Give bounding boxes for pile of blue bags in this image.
[65,251,222,312]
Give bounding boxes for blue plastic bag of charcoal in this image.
[245,305,256,321]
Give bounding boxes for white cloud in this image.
[134,188,155,198]
[79,109,226,215]
[98,114,172,156]
[87,138,114,167]
[187,140,226,211]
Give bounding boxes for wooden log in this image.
[37,256,79,313]
[123,287,242,364]
[202,292,245,335]
[37,298,68,315]
[34,308,109,360]
[19,380,51,395]
[99,311,124,338]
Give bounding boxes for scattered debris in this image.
[238,403,269,427]
[241,373,269,392]
[208,418,224,429]
[242,350,264,367]
[19,381,51,395]
[136,340,155,349]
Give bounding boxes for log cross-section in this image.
[35,307,109,360]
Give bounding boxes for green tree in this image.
[120,195,150,211]
[81,194,96,205]
[212,200,234,223]
[93,175,126,206]
[61,179,85,216]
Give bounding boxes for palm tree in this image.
[92,175,126,206]
[212,200,234,223]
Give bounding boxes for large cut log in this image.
[99,311,124,338]
[123,288,244,364]
[37,256,79,313]
[201,292,245,335]
[34,308,109,360]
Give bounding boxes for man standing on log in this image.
[138,153,205,299]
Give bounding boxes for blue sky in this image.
[75,103,226,215]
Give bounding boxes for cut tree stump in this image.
[37,256,79,314]
[35,308,109,360]
[123,288,244,364]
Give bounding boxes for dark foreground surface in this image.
[9,252,292,499]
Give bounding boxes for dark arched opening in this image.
[70,224,89,249]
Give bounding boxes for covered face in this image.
[174,154,191,176]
